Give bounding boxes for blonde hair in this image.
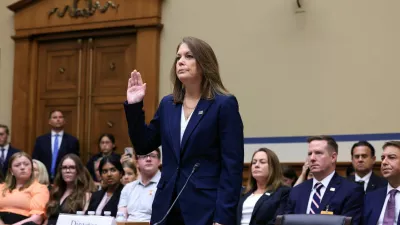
[33,159,50,185]
[2,152,35,196]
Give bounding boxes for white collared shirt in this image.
[51,130,64,154]
[377,184,400,225]
[306,170,336,214]
[0,144,9,160]
[355,171,372,191]
[180,106,193,143]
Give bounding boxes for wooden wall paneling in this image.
[10,38,33,152]
[8,0,162,160]
[9,0,162,38]
[136,28,161,123]
[90,96,130,156]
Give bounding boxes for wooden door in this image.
[36,38,87,141]
[85,35,136,159]
[36,34,136,163]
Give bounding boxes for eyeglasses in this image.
[137,153,159,160]
[61,166,76,171]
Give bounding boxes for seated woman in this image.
[32,159,50,186]
[0,152,49,225]
[87,134,121,182]
[237,148,290,225]
[45,154,94,225]
[87,155,124,216]
[121,161,138,185]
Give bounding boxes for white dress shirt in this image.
[355,171,372,191]
[241,193,263,225]
[0,144,9,160]
[306,171,335,214]
[180,106,193,143]
[51,130,63,154]
[377,184,400,225]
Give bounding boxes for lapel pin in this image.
[198,110,203,115]
[330,188,335,192]
[265,192,271,196]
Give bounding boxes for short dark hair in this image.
[99,155,124,175]
[0,124,9,135]
[307,135,338,153]
[48,110,63,119]
[136,148,162,160]
[98,133,116,151]
[383,141,400,150]
[351,141,375,157]
[282,165,298,186]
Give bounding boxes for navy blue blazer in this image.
[347,172,387,193]
[1,145,21,175]
[87,184,124,217]
[363,185,400,225]
[236,185,291,225]
[32,132,80,179]
[124,94,244,225]
[284,172,364,225]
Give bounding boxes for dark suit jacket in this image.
[362,185,400,225]
[125,94,244,225]
[347,172,387,193]
[236,185,290,225]
[32,132,79,179]
[1,145,21,175]
[284,172,364,225]
[87,184,124,217]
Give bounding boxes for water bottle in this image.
[88,211,95,216]
[115,211,126,222]
[104,211,112,217]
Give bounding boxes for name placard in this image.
[56,214,117,225]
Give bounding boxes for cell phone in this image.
[124,147,134,157]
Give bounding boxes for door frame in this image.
[8,0,162,154]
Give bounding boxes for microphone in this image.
[153,163,200,225]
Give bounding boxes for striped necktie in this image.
[309,182,324,214]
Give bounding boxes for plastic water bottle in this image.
[115,212,126,222]
[104,211,112,217]
[88,211,95,216]
[76,211,85,215]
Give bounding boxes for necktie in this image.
[383,189,398,225]
[0,148,5,168]
[309,182,324,214]
[356,180,365,186]
[51,134,60,177]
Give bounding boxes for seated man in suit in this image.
[348,141,387,193]
[32,110,79,181]
[0,124,20,175]
[284,135,364,225]
[363,141,400,225]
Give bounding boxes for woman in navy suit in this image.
[125,37,244,225]
[237,148,290,225]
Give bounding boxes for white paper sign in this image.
[56,214,117,225]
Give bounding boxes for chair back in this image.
[275,214,351,225]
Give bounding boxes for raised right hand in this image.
[127,70,146,104]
